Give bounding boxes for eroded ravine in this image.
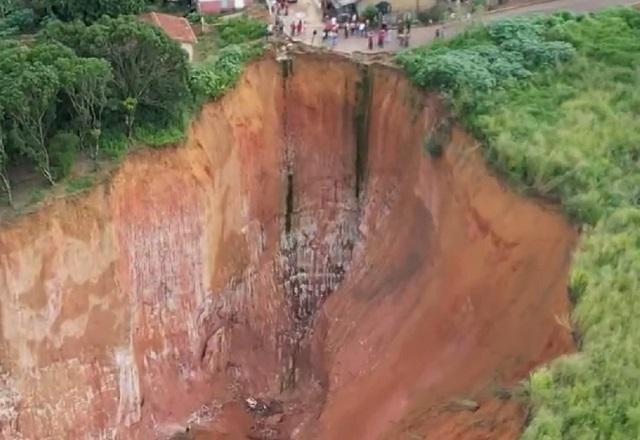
[0,51,575,439]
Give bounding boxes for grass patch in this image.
[194,31,218,62]
[65,175,94,194]
[400,7,640,439]
[99,130,129,162]
[29,188,45,205]
[194,15,266,62]
[134,120,186,148]
[189,41,264,106]
[215,16,267,47]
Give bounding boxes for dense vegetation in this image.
[399,8,640,439]
[0,0,147,33]
[190,42,264,105]
[0,0,195,31]
[42,17,191,132]
[189,16,266,104]
[0,0,264,208]
[0,17,190,198]
[214,16,268,47]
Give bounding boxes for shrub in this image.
[397,15,576,113]
[65,175,94,194]
[187,12,221,25]
[48,132,79,180]
[471,0,487,12]
[361,5,378,25]
[417,1,449,25]
[186,12,202,23]
[189,42,264,105]
[100,130,128,161]
[0,8,35,36]
[57,0,147,23]
[215,17,267,47]
[134,122,186,148]
[29,188,45,205]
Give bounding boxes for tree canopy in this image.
[53,0,148,23]
[0,14,191,194]
[0,0,264,208]
[43,16,191,127]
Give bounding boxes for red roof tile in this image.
[142,12,198,44]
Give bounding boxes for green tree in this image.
[122,97,137,140]
[362,5,378,25]
[54,0,147,23]
[48,131,79,179]
[215,17,267,47]
[0,106,13,207]
[0,6,35,36]
[0,58,60,185]
[0,0,21,18]
[26,39,75,65]
[56,57,112,160]
[43,16,190,131]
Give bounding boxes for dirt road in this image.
[284,0,640,53]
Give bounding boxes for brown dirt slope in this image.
[0,52,575,439]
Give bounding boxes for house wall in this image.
[197,0,252,13]
[198,0,221,13]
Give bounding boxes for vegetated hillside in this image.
[398,8,640,439]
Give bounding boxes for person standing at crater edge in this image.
[330,28,338,48]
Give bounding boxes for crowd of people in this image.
[320,14,413,50]
[268,1,418,51]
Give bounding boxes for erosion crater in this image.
[0,52,575,439]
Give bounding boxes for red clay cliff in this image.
[0,52,575,439]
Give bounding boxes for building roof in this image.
[142,12,198,45]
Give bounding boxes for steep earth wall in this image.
[0,52,575,439]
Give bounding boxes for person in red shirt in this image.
[297,19,303,35]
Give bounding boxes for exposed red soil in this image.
[0,51,575,439]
